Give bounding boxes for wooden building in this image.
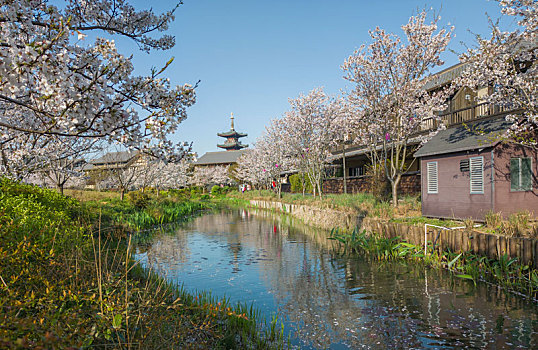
[328,61,520,197]
[414,117,538,220]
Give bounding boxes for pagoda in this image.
[217,113,248,151]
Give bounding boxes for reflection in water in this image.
[135,209,537,349]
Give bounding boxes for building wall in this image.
[421,149,494,220]
[493,143,538,217]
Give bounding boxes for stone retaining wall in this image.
[249,200,538,267]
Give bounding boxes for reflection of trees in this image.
[141,233,191,276]
[138,209,538,349]
[248,209,538,349]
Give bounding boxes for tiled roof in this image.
[217,130,247,138]
[195,150,250,165]
[414,117,511,158]
[90,151,139,165]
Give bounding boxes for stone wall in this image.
[322,172,421,196]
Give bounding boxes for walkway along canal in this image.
[135,208,537,349]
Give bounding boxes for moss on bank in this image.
[0,179,284,349]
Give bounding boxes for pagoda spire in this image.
[217,113,248,151]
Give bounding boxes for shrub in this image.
[485,210,502,229]
[289,173,313,194]
[127,190,151,209]
[211,185,222,195]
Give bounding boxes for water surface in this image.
[135,209,537,349]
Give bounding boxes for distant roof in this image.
[217,140,248,150]
[414,117,512,158]
[195,149,250,166]
[218,130,247,138]
[91,151,139,165]
[330,135,424,161]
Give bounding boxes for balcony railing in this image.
[421,102,513,131]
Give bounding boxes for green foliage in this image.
[211,185,233,196]
[289,173,313,194]
[126,190,151,209]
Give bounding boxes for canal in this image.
[135,208,537,349]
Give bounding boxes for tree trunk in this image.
[120,188,125,201]
[391,174,401,208]
[342,144,347,194]
[58,184,64,195]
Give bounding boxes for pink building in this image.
[415,117,538,220]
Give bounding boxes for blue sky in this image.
[121,0,514,156]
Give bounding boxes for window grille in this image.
[469,157,484,194]
[349,166,365,177]
[427,161,438,194]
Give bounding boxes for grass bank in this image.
[329,228,538,300]
[0,179,285,349]
[228,190,422,220]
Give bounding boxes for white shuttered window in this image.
[427,161,438,194]
[469,156,484,194]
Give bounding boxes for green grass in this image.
[390,216,463,227]
[0,178,286,349]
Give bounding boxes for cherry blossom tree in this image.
[280,88,340,198]
[161,160,190,189]
[254,119,295,197]
[189,165,229,190]
[342,11,453,206]
[211,165,231,185]
[234,148,269,189]
[457,0,537,145]
[0,0,195,175]
[108,166,141,200]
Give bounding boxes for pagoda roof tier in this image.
[217,130,247,138]
[217,141,248,150]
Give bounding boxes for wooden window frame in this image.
[510,157,532,192]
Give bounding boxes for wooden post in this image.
[454,230,462,253]
[498,236,505,257]
[460,230,466,253]
[534,240,538,268]
[478,234,487,256]
[522,238,533,265]
[471,232,479,254]
[487,235,497,260]
[509,238,518,260]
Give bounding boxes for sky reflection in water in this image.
[135,209,537,349]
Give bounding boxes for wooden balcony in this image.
[421,102,513,131]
